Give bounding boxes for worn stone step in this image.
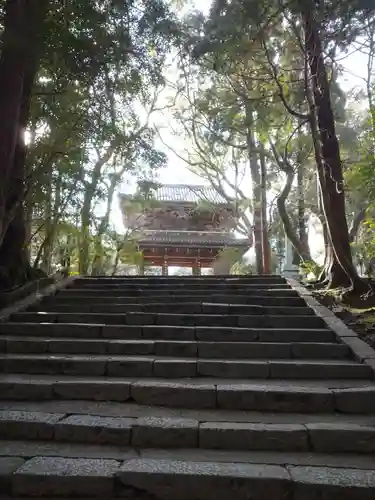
[1,409,375,454]
[29,302,314,316]
[1,337,350,360]
[29,300,314,317]
[10,311,327,329]
[74,282,290,290]
[1,452,375,499]
[2,438,375,469]
[1,374,375,412]
[42,294,307,306]
[118,457,375,500]
[58,287,300,297]
[0,354,369,379]
[4,399,375,427]
[78,275,287,285]
[0,322,337,342]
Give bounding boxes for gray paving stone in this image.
[0,322,102,338]
[306,423,375,453]
[289,465,375,499]
[195,326,258,342]
[139,448,375,470]
[199,422,308,451]
[132,417,198,448]
[131,381,217,409]
[107,357,154,377]
[258,329,335,343]
[268,360,372,379]
[154,341,197,357]
[107,340,156,355]
[197,360,270,378]
[118,458,291,500]
[153,359,197,377]
[48,339,107,354]
[143,325,196,341]
[101,325,143,339]
[155,313,236,327]
[126,313,156,325]
[12,456,120,496]
[334,387,375,413]
[12,312,57,323]
[0,355,62,375]
[2,355,108,376]
[0,410,65,440]
[57,313,127,325]
[0,379,53,400]
[291,343,350,359]
[198,342,291,359]
[0,439,138,460]
[55,414,135,445]
[53,380,132,402]
[238,315,325,328]
[147,303,202,314]
[5,337,50,354]
[0,457,25,493]
[340,336,375,361]
[217,384,334,412]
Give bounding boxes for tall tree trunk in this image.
[79,144,118,275]
[259,142,271,273]
[0,0,49,288]
[91,176,117,275]
[42,174,62,273]
[301,2,364,290]
[277,163,312,262]
[296,131,309,260]
[245,103,263,274]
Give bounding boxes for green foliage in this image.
[299,260,323,282]
[230,260,254,275]
[20,0,179,276]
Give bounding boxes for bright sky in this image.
[111,0,372,265]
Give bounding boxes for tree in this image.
[0,0,50,288]
[0,0,179,287]
[190,0,374,290]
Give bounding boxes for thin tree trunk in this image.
[296,130,309,259]
[42,174,62,273]
[277,163,312,262]
[245,103,263,274]
[92,177,117,275]
[79,143,118,275]
[300,1,365,290]
[259,142,271,273]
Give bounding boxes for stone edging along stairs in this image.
[0,275,374,499]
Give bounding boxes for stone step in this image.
[0,354,370,379]
[1,337,350,360]
[78,275,287,285]
[1,409,375,454]
[2,452,375,499]
[29,302,315,316]
[10,312,327,328]
[4,399,375,426]
[73,281,290,290]
[0,322,337,342]
[42,294,307,306]
[118,457,375,500]
[1,374,375,412]
[58,288,301,297]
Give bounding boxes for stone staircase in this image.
[0,275,374,499]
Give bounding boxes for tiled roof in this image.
[150,184,229,204]
[136,230,249,248]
